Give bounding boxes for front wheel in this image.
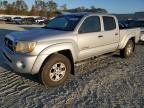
[120,40,135,58]
[40,54,71,87]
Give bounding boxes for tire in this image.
[120,40,135,58]
[40,54,71,87]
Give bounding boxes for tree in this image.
[30,5,37,16]
[96,8,108,13]
[5,4,13,14]
[39,7,47,17]
[76,7,82,12]
[1,0,108,17]
[12,0,28,15]
[60,4,67,11]
[90,5,97,12]
[34,0,46,16]
[91,5,96,10]
[47,0,57,12]
[35,0,45,11]
[66,5,108,14]
[0,0,8,10]
[43,0,58,18]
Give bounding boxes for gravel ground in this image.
[0,24,144,108]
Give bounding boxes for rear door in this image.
[101,16,119,51]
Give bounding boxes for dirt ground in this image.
[0,24,144,108]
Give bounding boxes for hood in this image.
[8,28,72,42]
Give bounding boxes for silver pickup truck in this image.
[2,13,140,87]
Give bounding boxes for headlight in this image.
[15,41,36,53]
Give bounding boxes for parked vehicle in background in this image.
[119,20,129,29]
[2,13,141,87]
[129,20,144,27]
[0,17,4,22]
[22,17,35,25]
[119,23,128,29]
[35,17,45,24]
[119,20,144,41]
[131,20,144,41]
[12,17,23,24]
[4,17,13,24]
[43,19,50,25]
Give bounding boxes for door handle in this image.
[98,35,103,38]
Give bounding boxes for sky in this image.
[7,0,144,14]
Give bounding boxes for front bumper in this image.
[2,46,37,74]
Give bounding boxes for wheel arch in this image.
[119,35,136,50]
[120,37,135,58]
[31,43,78,75]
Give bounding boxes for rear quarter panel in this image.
[119,28,140,49]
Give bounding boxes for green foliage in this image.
[30,5,37,16]
[46,0,57,12]
[0,0,28,15]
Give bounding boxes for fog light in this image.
[16,61,25,68]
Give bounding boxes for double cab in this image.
[3,13,140,87]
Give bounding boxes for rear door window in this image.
[103,16,116,31]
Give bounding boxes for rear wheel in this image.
[120,40,135,58]
[40,54,71,87]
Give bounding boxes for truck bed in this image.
[119,28,140,43]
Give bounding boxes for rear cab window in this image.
[103,16,116,31]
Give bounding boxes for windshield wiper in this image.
[42,26,72,31]
[42,26,58,30]
[42,26,48,29]
[43,26,69,31]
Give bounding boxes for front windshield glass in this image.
[47,15,83,31]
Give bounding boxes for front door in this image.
[101,16,119,51]
[77,15,104,60]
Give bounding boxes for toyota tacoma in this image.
[2,13,140,87]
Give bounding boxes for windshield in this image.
[46,15,83,31]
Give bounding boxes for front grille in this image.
[5,37,14,51]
